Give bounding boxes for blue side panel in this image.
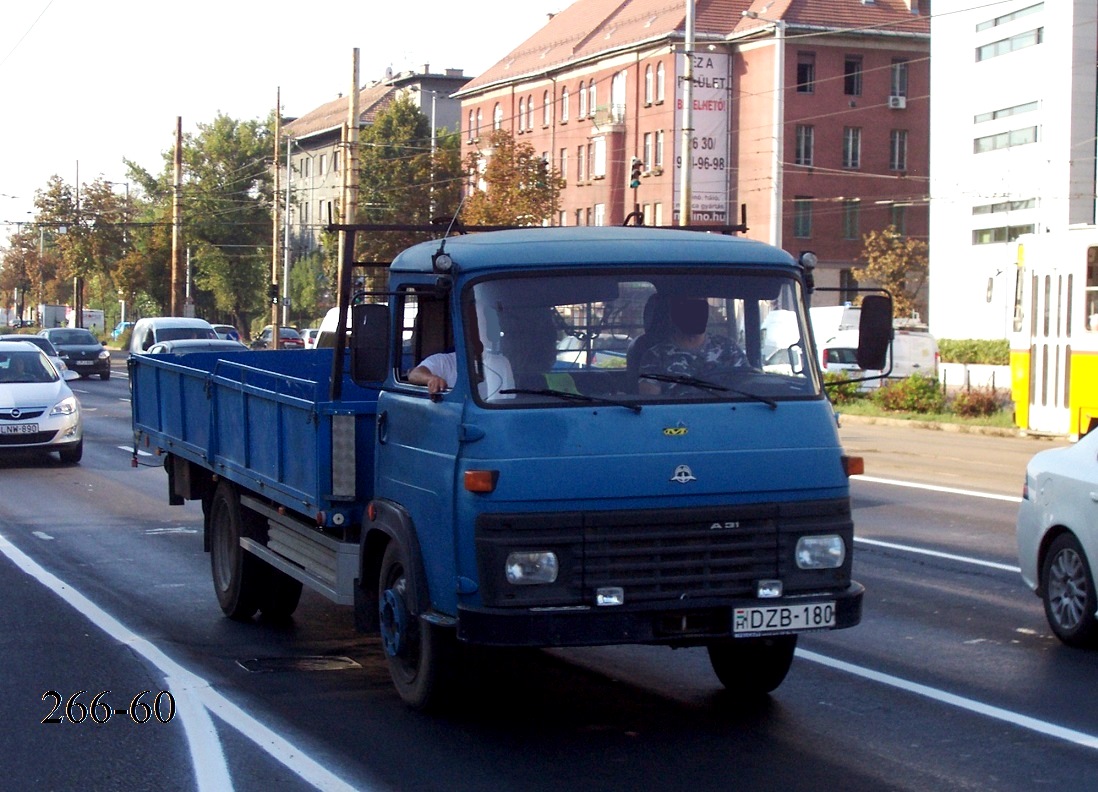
[130,349,379,526]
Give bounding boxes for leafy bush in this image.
[823,372,864,404]
[872,373,945,413]
[950,387,1007,418]
[938,339,1009,365]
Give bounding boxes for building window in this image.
[794,125,814,166]
[594,203,606,227]
[976,3,1042,32]
[588,82,597,117]
[890,59,909,97]
[559,148,567,185]
[643,133,653,173]
[656,62,666,103]
[974,100,1038,124]
[558,210,567,227]
[475,108,482,138]
[543,91,551,126]
[972,224,1036,245]
[575,209,584,226]
[889,129,908,171]
[644,65,653,105]
[844,56,863,96]
[793,197,813,238]
[527,95,535,130]
[796,53,816,93]
[840,269,859,304]
[560,87,569,122]
[842,200,860,240]
[578,81,587,118]
[976,28,1043,62]
[592,137,606,178]
[518,98,525,131]
[493,103,503,130]
[319,154,327,174]
[655,130,665,167]
[842,127,861,169]
[468,110,475,140]
[973,125,1038,153]
[891,204,907,235]
[577,145,586,182]
[973,198,1036,215]
[332,151,339,172]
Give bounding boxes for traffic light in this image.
[629,157,643,189]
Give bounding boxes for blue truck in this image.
[131,224,890,709]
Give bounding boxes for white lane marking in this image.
[853,474,1022,504]
[854,536,1021,574]
[32,531,54,541]
[120,445,154,457]
[798,648,1098,750]
[0,533,370,792]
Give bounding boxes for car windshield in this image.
[159,327,217,342]
[49,329,97,345]
[398,269,821,406]
[0,350,58,383]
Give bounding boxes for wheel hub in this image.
[379,588,409,658]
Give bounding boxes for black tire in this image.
[1042,533,1098,647]
[258,564,303,620]
[100,370,110,381]
[58,438,83,464]
[209,482,262,620]
[707,634,798,696]
[378,540,455,709]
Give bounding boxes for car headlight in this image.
[795,535,846,569]
[98,350,110,360]
[505,551,559,585]
[50,396,79,417]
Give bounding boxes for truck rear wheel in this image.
[209,482,262,620]
[378,540,455,709]
[258,565,303,620]
[707,635,797,696]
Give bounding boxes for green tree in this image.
[461,129,562,227]
[853,225,929,321]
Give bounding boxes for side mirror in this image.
[350,303,391,384]
[857,293,893,372]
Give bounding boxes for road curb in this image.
[835,411,1067,441]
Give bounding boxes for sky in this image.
[0,0,557,232]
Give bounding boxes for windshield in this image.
[159,327,217,342]
[454,270,819,406]
[49,329,98,345]
[0,350,59,383]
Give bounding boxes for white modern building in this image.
[928,0,1097,340]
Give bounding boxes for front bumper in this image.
[456,581,863,647]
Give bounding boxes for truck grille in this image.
[583,515,777,603]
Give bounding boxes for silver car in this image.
[0,341,83,463]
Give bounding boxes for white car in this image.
[0,341,83,463]
[1017,429,1098,647]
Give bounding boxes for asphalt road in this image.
[0,364,1093,792]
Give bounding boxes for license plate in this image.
[75,360,93,366]
[0,423,39,435]
[734,602,836,635]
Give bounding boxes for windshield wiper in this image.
[639,373,777,409]
[499,387,642,414]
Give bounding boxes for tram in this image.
[1009,226,1098,438]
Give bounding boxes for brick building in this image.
[455,0,929,306]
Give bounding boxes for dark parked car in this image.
[250,326,305,349]
[39,327,111,380]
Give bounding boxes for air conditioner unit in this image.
[888,95,907,110]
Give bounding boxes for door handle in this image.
[376,410,388,445]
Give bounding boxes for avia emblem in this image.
[662,423,688,437]
[670,464,697,484]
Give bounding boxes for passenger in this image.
[638,297,747,395]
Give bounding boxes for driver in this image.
[638,297,746,395]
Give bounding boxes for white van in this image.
[129,317,218,355]
[888,325,939,380]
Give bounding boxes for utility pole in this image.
[171,117,183,316]
[678,0,695,226]
[337,49,360,303]
[271,88,281,348]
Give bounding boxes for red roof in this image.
[284,83,396,139]
[459,0,928,94]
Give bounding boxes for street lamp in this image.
[743,9,786,249]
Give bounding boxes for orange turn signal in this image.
[464,470,499,493]
[842,455,864,477]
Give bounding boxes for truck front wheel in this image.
[378,541,455,709]
[209,482,262,620]
[707,635,797,696]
